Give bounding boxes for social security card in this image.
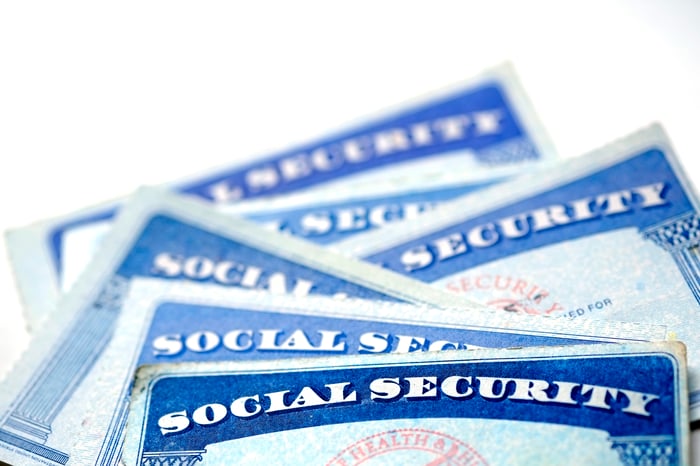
[76,278,666,466]
[335,123,700,421]
[0,187,485,466]
[6,63,556,327]
[121,278,668,367]
[122,341,688,465]
[24,162,515,306]
[220,169,508,246]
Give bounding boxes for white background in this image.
[1,0,699,462]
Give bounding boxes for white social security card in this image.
[335,123,700,421]
[122,342,689,465]
[70,279,668,465]
[6,63,556,327]
[0,188,479,466]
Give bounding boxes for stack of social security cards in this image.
[0,63,694,465]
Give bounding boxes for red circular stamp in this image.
[445,274,564,316]
[326,428,488,466]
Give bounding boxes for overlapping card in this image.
[123,341,689,465]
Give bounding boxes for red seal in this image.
[327,428,488,466]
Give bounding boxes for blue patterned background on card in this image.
[365,148,694,282]
[137,302,609,366]
[140,352,679,453]
[117,215,396,300]
[179,84,526,201]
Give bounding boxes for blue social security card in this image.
[121,340,689,465]
[0,186,494,466]
[334,123,700,421]
[6,277,666,466]
[5,63,557,327]
[222,169,506,246]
